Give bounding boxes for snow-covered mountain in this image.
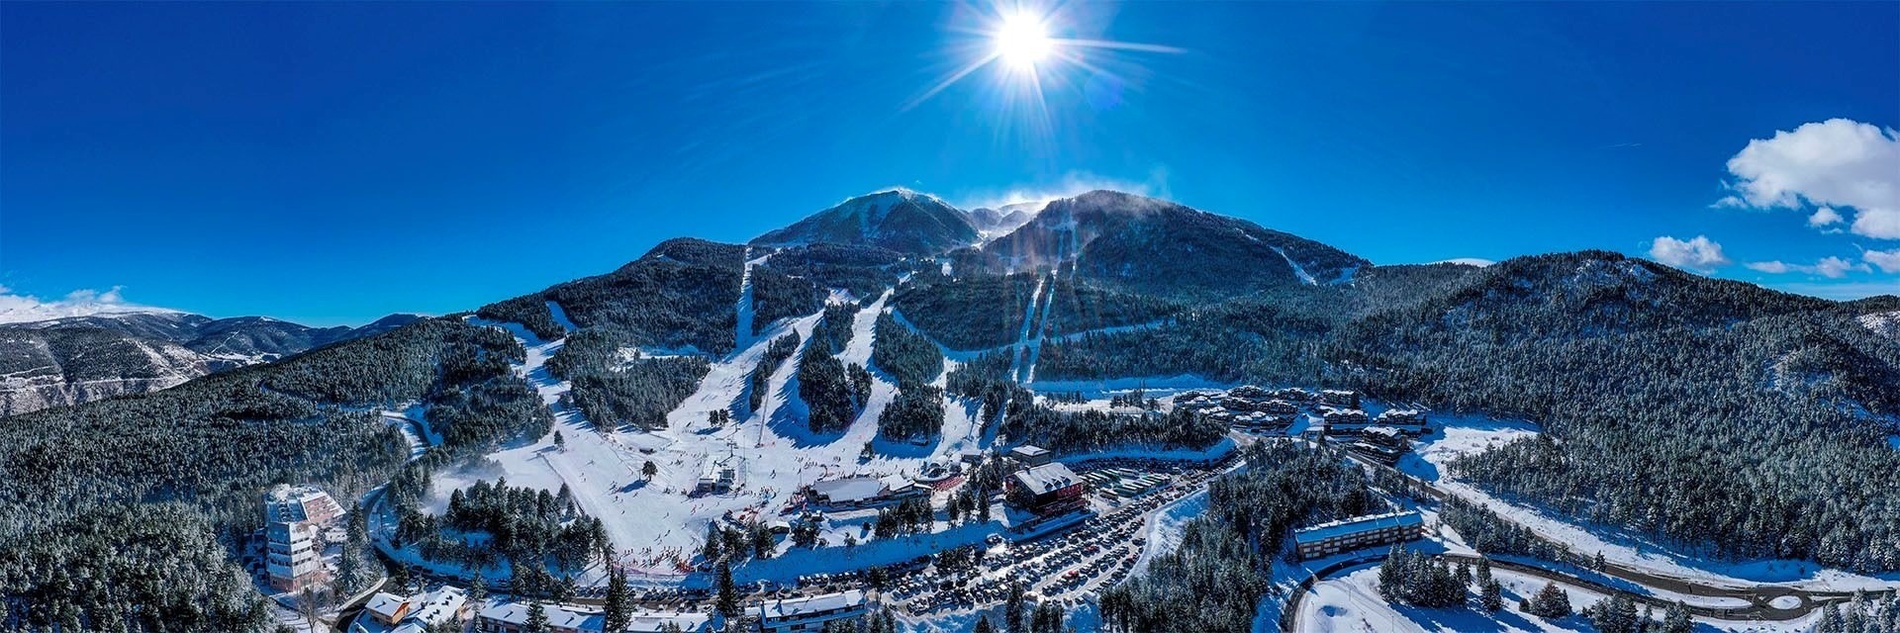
[973,189,1369,296]
[0,311,424,415]
[966,200,1045,238]
[752,188,981,255]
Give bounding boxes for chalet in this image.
[1270,387,1318,403]
[1320,408,1372,434]
[757,590,867,633]
[352,586,469,633]
[1292,511,1425,560]
[1260,399,1300,415]
[1008,463,1087,515]
[1374,408,1429,434]
[1008,444,1053,467]
[1350,427,1410,465]
[1321,389,1361,409]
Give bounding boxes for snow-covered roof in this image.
[263,484,342,525]
[364,592,407,620]
[478,601,599,630]
[810,476,885,503]
[627,610,710,632]
[758,589,866,622]
[1293,511,1424,545]
[1010,445,1050,458]
[1013,463,1082,496]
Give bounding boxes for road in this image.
[1275,448,1899,631]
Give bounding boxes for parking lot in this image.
[882,457,1233,618]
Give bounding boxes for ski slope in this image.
[437,294,1013,584]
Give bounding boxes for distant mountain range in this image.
[0,311,421,415]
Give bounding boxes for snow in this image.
[1130,488,1207,576]
[1271,247,1319,285]
[1296,565,1818,633]
[437,300,1024,585]
[1408,414,1900,593]
[1859,310,1900,339]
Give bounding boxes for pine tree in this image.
[469,571,489,606]
[525,601,551,633]
[973,615,996,633]
[1528,582,1572,618]
[1005,581,1027,633]
[703,522,722,561]
[1664,600,1694,631]
[604,567,633,632]
[716,560,738,616]
[336,501,371,593]
[553,430,565,450]
[1480,579,1503,611]
[643,460,658,480]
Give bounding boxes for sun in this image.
[993,12,1054,69]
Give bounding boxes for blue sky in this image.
[3,1,1896,325]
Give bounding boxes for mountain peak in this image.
[752,188,979,255]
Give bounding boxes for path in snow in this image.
[1403,414,1900,592]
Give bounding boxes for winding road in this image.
[1276,449,1896,631]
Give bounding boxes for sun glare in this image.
[993,12,1054,68]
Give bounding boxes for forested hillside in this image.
[6,188,1900,632]
[0,316,556,631]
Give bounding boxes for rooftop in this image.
[263,484,341,525]
[1013,463,1082,496]
[1010,445,1050,458]
[478,601,599,629]
[1292,511,1424,545]
[809,476,885,503]
[759,589,866,621]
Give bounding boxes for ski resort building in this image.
[1321,389,1361,409]
[475,601,598,633]
[1008,444,1053,467]
[473,601,707,633]
[806,475,926,509]
[1374,408,1429,434]
[695,456,741,494]
[1292,511,1425,560]
[262,484,346,590]
[1349,427,1411,465]
[1320,408,1372,435]
[353,586,469,633]
[757,590,867,633]
[1008,463,1087,515]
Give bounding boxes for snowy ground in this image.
[1295,565,1818,633]
[1404,414,1900,593]
[427,294,1018,585]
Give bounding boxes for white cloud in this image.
[1742,256,1871,278]
[1771,281,1900,301]
[1720,118,1900,239]
[1866,249,1900,274]
[0,285,176,324]
[957,168,1174,211]
[1648,235,1731,271]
